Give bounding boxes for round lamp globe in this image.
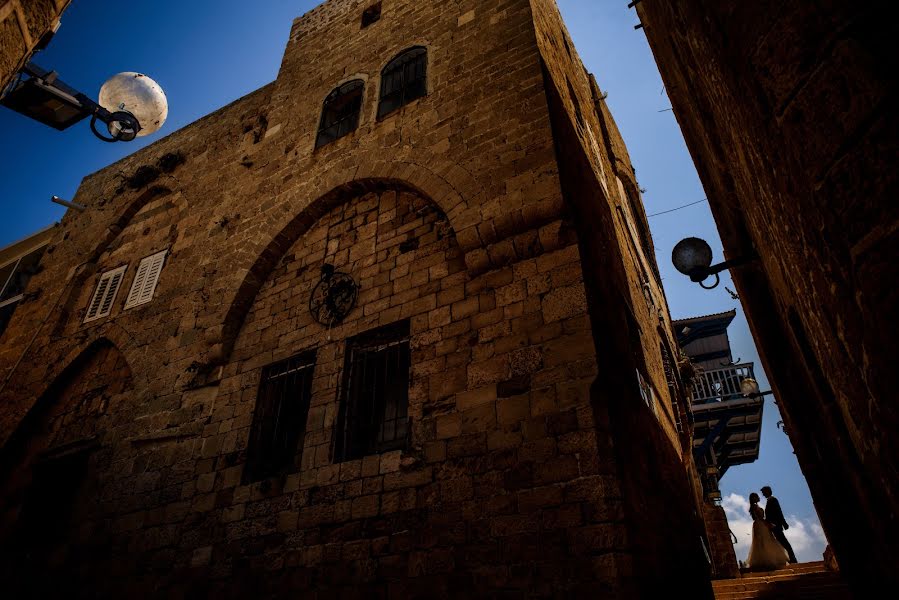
[740,377,761,397]
[98,72,168,137]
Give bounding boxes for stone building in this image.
[635,1,898,593]
[0,1,714,597]
[0,225,54,336]
[0,0,71,90]
[675,310,750,580]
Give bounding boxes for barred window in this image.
[335,321,411,461]
[315,80,364,149]
[377,47,427,119]
[244,352,316,483]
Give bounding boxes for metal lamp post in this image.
[671,237,758,290]
[1,62,167,143]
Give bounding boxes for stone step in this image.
[715,583,850,600]
[733,561,827,577]
[714,571,837,591]
[712,562,851,600]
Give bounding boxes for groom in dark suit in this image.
[762,485,798,563]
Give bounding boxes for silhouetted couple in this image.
[747,486,798,571]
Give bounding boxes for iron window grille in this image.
[377,47,428,119]
[335,321,411,462]
[315,80,365,149]
[244,351,316,483]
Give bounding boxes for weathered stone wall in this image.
[530,2,713,595]
[0,0,713,596]
[702,504,739,580]
[636,0,899,592]
[0,0,71,90]
[0,340,135,598]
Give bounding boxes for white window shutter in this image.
[125,259,151,308]
[84,265,127,323]
[125,250,167,309]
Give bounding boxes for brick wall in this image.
[0,0,713,596]
[636,0,899,592]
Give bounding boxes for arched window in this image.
[378,47,427,119]
[315,80,365,148]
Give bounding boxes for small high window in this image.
[124,249,167,309]
[361,3,382,28]
[244,352,316,483]
[84,265,127,323]
[335,321,411,461]
[637,369,658,418]
[315,80,364,149]
[378,47,428,119]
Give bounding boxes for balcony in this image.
[692,362,756,406]
[690,363,764,478]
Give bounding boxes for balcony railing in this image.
[691,363,756,406]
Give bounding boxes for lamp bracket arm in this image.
[21,61,115,122]
[708,251,759,276]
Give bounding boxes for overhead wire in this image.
[647,198,708,218]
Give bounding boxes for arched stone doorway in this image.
[0,339,133,596]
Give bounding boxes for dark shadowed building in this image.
[636,0,898,593]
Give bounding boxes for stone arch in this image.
[50,185,173,337]
[209,172,477,364]
[318,156,482,236]
[0,337,133,588]
[0,338,132,504]
[0,319,141,445]
[13,337,133,443]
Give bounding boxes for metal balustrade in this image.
[691,363,756,405]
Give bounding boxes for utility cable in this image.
[647,198,708,218]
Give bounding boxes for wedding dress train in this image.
[747,504,790,571]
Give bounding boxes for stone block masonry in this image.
[0,0,714,597]
[0,0,71,90]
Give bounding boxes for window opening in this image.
[244,351,317,482]
[316,80,365,148]
[84,265,127,323]
[124,249,167,309]
[335,321,411,461]
[378,47,428,119]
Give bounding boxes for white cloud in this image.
[720,493,828,564]
[722,493,754,564]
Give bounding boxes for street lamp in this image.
[671,237,758,289]
[1,62,167,143]
[739,377,774,399]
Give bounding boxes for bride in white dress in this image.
[746,492,790,571]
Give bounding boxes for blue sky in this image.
[0,0,825,563]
